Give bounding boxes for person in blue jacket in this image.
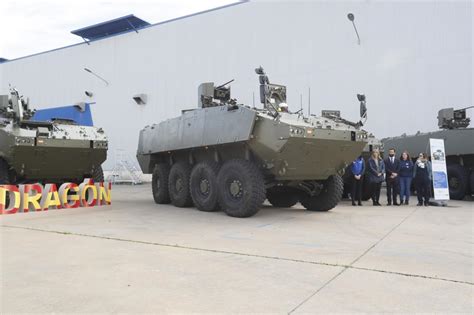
[413,152,432,206]
[367,149,385,206]
[399,150,414,205]
[350,155,365,206]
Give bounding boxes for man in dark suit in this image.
[384,148,401,205]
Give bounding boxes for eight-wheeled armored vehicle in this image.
[137,67,369,217]
[0,88,108,186]
[382,106,474,200]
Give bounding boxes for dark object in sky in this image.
[347,12,361,45]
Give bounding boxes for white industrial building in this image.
[0,1,471,170]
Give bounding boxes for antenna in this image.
[300,93,303,112]
[253,92,255,107]
[308,87,311,116]
[347,13,361,45]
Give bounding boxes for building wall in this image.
[0,1,471,169]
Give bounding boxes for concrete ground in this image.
[1,184,473,313]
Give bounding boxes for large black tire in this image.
[0,159,9,184]
[447,164,468,200]
[217,159,265,218]
[300,175,343,211]
[152,163,171,204]
[266,186,300,208]
[0,159,10,210]
[92,165,104,182]
[168,162,193,207]
[190,161,220,212]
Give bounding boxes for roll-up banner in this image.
[429,138,450,200]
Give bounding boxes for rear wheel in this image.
[300,175,343,211]
[190,161,220,212]
[447,164,468,200]
[168,162,193,207]
[217,159,265,218]
[266,186,300,208]
[152,163,171,204]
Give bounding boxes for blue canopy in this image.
[31,103,94,126]
[71,14,150,41]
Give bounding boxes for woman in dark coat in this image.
[413,152,432,206]
[367,149,385,206]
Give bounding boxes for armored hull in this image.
[138,107,367,181]
[0,124,107,182]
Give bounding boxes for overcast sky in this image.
[0,0,236,59]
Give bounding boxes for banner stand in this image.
[429,138,450,206]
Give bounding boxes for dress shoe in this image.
[376,202,382,206]
[352,202,357,206]
[393,202,400,206]
[424,201,429,206]
[404,200,409,205]
[417,202,423,206]
[358,202,362,206]
[387,202,392,206]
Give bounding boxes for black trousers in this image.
[415,177,431,203]
[386,177,400,204]
[370,181,382,203]
[351,176,362,203]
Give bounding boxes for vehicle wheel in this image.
[0,160,10,209]
[217,159,265,218]
[470,172,474,195]
[152,163,171,204]
[0,159,9,184]
[190,161,220,212]
[92,165,104,182]
[168,162,193,207]
[447,164,468,200]
[266,186,299,208]
[300,174,343,211]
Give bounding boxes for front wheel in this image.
[300,175,343,211]
[217,159,265,218]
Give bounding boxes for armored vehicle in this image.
[0,88,108,186]
[382,106,474,200]
[137,67,369,217]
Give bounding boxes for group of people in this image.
[350,148,432,206]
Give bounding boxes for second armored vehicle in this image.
[0,88,108,187]
[137,67,369,217]
[382,106,474,200]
